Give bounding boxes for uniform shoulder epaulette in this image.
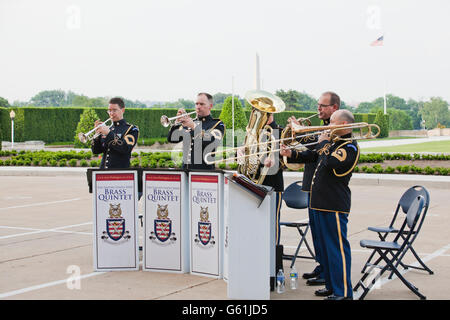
[332,141,360,177]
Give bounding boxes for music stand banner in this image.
[92,171,139,271]
[189,172,223,278]
[143,171,188,273]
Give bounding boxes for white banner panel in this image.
[190,173,222,278]
[223,177,229,282]
[143,172,185,272]
[93,171,139,271]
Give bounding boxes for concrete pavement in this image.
[0,170,449,300]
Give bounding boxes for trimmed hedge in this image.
[0,107,378,143]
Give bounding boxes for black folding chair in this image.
[354,195,427,300]
[280,181,316,268]
[361,185,433,278]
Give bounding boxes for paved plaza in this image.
[0,168,449,300]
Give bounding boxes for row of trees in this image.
[1,89,449,130]
[5,90,147,109]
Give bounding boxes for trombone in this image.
[288,113,319,126]
[203,122,380,165]
[160,111,197,127]
[77,118,113,143]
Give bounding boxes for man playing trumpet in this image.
[281,109,360,300]
[167,92,225,170]
[91,97,139,169]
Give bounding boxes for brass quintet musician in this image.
[281,109,360,300]
[167,93,225,170]
[286,92,340,289]
[92,97,139,169]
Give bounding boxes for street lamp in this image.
[9,110,15,149]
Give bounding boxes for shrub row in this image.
[359,153,450,163]
[355,164,450,175]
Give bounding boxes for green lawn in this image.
[363,136,420,142]
[362,140,450,153]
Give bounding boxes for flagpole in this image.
[255,53,261,90]
[370,34,387,115]
[383,33,387,115]
[232,75,235,149]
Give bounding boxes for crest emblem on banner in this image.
[102,203,130,241]
[194,206,215,247]
[149,204,177,243]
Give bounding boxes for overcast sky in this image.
[1,0,449,105]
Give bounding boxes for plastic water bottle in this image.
[289,266,298,290]
[276,269,285,293]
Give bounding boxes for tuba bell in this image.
[237,90,286,184]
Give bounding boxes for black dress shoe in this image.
[306,277,326,286]
[324,295,353,300]
[302,270,320,280]
[314,288,333,297]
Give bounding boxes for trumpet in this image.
[160,111,197,127]
[77,118,113,143]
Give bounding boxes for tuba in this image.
[238,90,286,184]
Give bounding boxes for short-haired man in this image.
[167,93,225,170]
[286,91,340,287]
[281,109,360,300]
[92,97,139,169]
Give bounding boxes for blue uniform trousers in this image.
[308,206,324,279]
[275,191,283,245]
[315,210,353,298]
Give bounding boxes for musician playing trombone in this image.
[285,91,340,288]
[281,109,360,300]
[167,92,225,170]
[91,97,139,169]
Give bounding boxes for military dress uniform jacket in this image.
[167,114,225,170]
[299,118,330,192]
[259,120,284,192]
[91,119,139,169]
[288,133,360,213]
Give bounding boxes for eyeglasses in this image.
[317,103,334,108]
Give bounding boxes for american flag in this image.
[371,35,384,46]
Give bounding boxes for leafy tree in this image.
[374,110,389,138]
[219,96,248,131]
[213,93,231,105]
[387,109,413,130]
[74,109,100,148]
[419,97,450,129]
[64,91,78,106]
[371,94,408,111]
[30,90,66,106]
[72,94,90,106]
[406,99,424,130]
[275,89,317,111]
[86,97,108,108]
[355,102,373,113]
[0,97,10,108]
[177,98,195,109]
[121,97,147,108]
[372,107,412,130]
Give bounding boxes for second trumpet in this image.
[78,118,113,143]
[160,111,197,127]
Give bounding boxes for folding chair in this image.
[280,181,316,268]
[361,185,433,278]
[354,195,427,300]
